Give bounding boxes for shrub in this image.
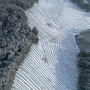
[32,27,39,36]
[0,0,38,10]
[33,36,39,44]
[70,0,90,12]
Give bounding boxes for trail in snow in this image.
[12,0,90,90]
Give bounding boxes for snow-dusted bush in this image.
[70,0,90,12]
[33,35,39,44]
[77,51,90,90]
[32,27,39,36]
[0,0,38,10]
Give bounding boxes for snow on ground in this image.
[12,0,90,90]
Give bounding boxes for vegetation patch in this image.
[70,0,90,12]
[0,1,39,90]
[0,0,38,10]
[75,29,90,90]
[77,51,90,90]
[75,29,90,52]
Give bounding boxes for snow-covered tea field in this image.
[12,0,90,90]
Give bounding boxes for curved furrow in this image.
[16,70,40,90]
[13,66,42,90]
[35,39,77,89]
[13,78,29,90]
[21,44,77,90]
[22,46,58,90]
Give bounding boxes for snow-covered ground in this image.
[12,0,90,90]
